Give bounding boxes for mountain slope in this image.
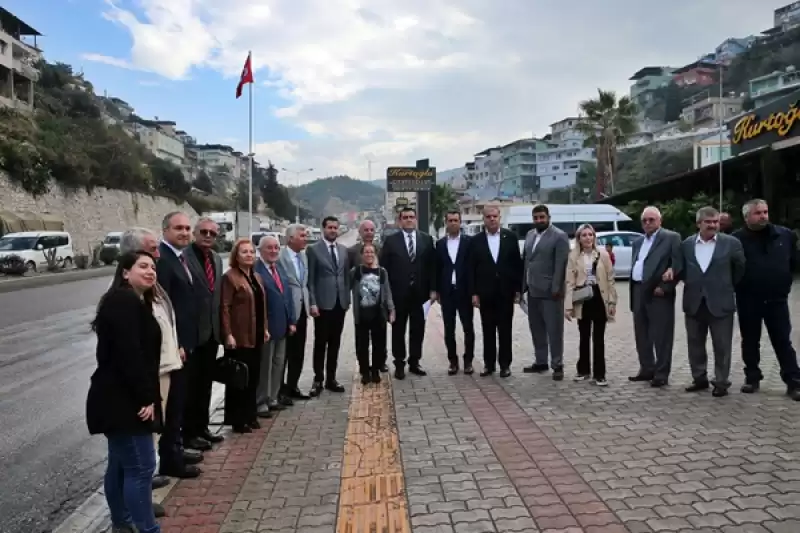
[292,175,383,214]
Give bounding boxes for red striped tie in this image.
[270,264,283,293]
[204,253,215,291]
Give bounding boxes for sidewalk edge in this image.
[0,267,114,294]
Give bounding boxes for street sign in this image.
[386,166,436,192]
[395,197,409,206]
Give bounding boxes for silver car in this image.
[594,231,643,279]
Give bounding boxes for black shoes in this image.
[464,365,474,375]
[326,380,345,393]
[380,364,389,372]
[712,387,729,397]
[499,368,511,378]
[523,364,549,374]
[361,373,371,385]
[153,502,166,518]
[685,382,709,392]
[741,382,760,393]
[552,368,564,381]
[200,430,224,444]
[409,366,427,376]
[309,382,324,397]
[160,464,201,479]
[371,370,381,384]
[629,373,654,382]
[448,364,459,375]
[480,368,495,377]
[184,437,212,452]
[152,475,170,490]
[650,379,667,388]
[287,387,311,400]
[394,368,406,380]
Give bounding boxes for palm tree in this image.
[576,89,638,197]
[429,183,458,235]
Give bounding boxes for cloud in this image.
[81,53,135,70]
[88,0,787,182]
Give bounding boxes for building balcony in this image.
[12,58,37,81]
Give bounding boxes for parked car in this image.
[102,231,123,250]
[0,231,75,272]
[594,231,643,279]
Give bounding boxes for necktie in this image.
[270,264,283,293]
[179,254,192,283]
[204,252,214,291]
[330,244,338,270]
[407,233,416,262]
[295,253,304,282]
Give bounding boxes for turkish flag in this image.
[235,53,254,99]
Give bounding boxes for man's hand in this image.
[662,268,674,282]
[178,347,186,362]
[310,305,320,317]
[430,291,438,302]
[289,325,296,335]
[564,309,574,321]
[513,292,521,304]
[608,304,616,317]
[654,287,665,297]
[389,310,396,323]
[264,330,271,342]
[472,295,480,308]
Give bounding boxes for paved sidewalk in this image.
[158,284,800,533]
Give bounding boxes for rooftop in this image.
[474,146,501,157]
[0,7,42,37]
[629,66,673,80]
[673,60,720,74]
[188,143,235,152]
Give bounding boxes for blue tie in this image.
[295,254,304,282]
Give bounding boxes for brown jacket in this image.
[564,247,617,322]
[221,268,268,348]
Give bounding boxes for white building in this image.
[127,118,186,166]
[473,147,504,189]
[0,8,42,112]
[693,130,732,169]
[536,118,596,190]
[437,166,469,191]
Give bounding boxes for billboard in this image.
[728,89,800,156]
[386,166,436,192]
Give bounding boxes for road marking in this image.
[336,375,411,533]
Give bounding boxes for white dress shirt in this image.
[531,227,549,252]
[446,235,460,284]
[161,240,192,282]
[288,249,304,281]
[631,230,660,282]
[486,231,500,263]
[324,239,339,263]
[694,234,717,273]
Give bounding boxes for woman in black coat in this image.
[86,251,163,533]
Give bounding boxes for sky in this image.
[3,0,792,186]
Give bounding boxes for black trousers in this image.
[355,314,388,373]
[158,366,187,470]
[183,338,219,439]
[313,304,346,383]
[577,286,607,380]
[479,293,514,371]
[223,346,261,427]
[392,289,426,369]
[441,285,474,365]
[737,295,800,387]
[283,307,308,391]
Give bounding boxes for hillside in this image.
[292,175,384,214]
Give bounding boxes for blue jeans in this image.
[105,434,160,533]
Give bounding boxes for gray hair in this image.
[695,206,719,223]
[641,206,662,219]
[120,227,156,255]
[286,224,306,238]
[194,216,218,230]
[258,234,280,249]
[482,204,501,216]
[742,199,767,218]
[162,211,188,230]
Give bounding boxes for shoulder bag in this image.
[572,256,599,303]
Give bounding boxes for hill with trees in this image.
[292,175,384,214]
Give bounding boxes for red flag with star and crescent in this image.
[235,53,254,99]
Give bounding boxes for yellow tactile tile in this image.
[336,377,411,533]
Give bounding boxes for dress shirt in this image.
[582,252,597,285]
[446,235,460,284]
[631,229,660,282]
[288,249,303,280]
[162,240,192,281]
[486,231,500,263]
[694,234,717,273]
[324,239,339,263]
[531,226,549,252]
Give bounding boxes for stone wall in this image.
[0,173,198,253]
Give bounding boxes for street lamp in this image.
[281,167,314,223]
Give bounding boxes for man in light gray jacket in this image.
[278,224,311,400]
[522,204,570,380]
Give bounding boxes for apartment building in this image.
[629,66,675,116]
[749,66,800,107]
[673,60,719,87]
[127,118,186,166]
[500,138,541,198]
[680,92,744,130]
[0,8,42,112]
[536,118,596,190]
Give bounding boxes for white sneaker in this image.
[595,379,608,387]
[573,374,591,382]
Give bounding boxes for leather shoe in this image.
[480,368,495,377]
[650,379,667,388]
[523,364,548,373]
[325,380,345,393]
[183,451,203,465]
[309,382,324,397]
[257,409,273,418]
[629,373,654,382]
[409,366,427,376]
[741,382,760,393]
[464,365,474,375]
[394,368,406,380]
[160,464,201,479]
[201,430,224,444]
[787,387,800,401]
[380,364,389,372]
[152,475,170,490]
[712,386,729,397]
[153,502,166,518]
[288,387,311,400]
[500,368,511,378]
[552,368,564,381]
[267,401,287,411]
[448,364,459,376]
[685,382,709,392]
[183,448,202,461]
[184,437,212,451]
[279,395,294,407]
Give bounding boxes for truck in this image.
[207,211,262,242]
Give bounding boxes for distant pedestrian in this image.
[732,199,800,401]
[522,204,570,380]
[604,241,616,266]
[87,251,163,533]
[719,212,733,235]
[220,239,270,433]
[350,244,395,384]
[564,224,616,386]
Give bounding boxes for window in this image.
[36,236,60,249]
[55,235,69,247]
[596,235,625,247]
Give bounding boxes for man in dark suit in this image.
[182,217,224,450]
[156,211,201,479]
[670,206,745,397]
[629,206,682,388]
[432,211,475,375]
[307,216,351,396]
[254,235,297,415]
[468,205,522,377]
[380,206,435,380]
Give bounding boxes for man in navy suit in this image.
[254,235,297,417]
[432,211,475,375]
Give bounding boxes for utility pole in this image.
[718,62,725,211]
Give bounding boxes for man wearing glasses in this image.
[183,217,225,450]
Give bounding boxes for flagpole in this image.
[248,50,254,235]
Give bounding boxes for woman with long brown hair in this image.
[220,238,270,433]
[564,224,617,386]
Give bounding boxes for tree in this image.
[255,161,301,221]
[429,183,458,233]
[150,158,190,197]
[576,89,638,198]
[193,170,213,194]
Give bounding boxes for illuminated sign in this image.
[386,166,436,192]
[728,90,800,156]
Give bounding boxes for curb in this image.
[0,267,115,294]
[51,382,226,533]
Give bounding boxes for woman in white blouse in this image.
[564,224,617,386]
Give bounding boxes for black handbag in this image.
[214,357,249,390]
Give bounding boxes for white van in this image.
[0,231,75,271]
[102,231,123,250]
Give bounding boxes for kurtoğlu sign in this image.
[386,166,436,192]
[728,89,800,156]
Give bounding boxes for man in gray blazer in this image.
[522,204,571,380]
[672,206,745,397]
[629,206,682,387]
[183,216,225,449]
[307,215,351,396]
[279,224,311,400]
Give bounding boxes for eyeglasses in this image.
[199,229,218,237]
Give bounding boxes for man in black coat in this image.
[380,207,435,380]
[432,211,475,375]
[468,205,523,377]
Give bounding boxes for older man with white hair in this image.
[628,206,682,387]
[279,224,311,399]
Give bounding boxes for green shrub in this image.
[0,254,27,276]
